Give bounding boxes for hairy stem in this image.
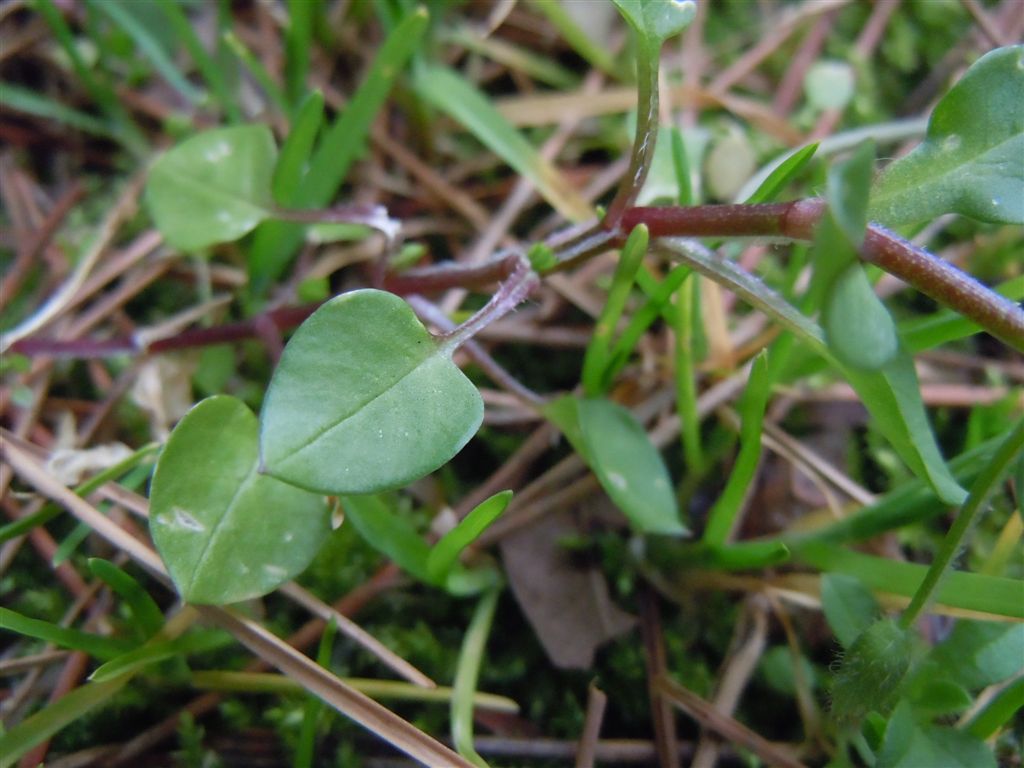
[624,201,1024,350]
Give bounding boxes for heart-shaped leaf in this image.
[611,0,697,46]
[869,45,1024,226]
[260,289,484,494]
[544,396,687,535]
[149,396,329,604]
[146,125,277,251]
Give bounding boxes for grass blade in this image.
[427,491,512,583]
[0,607,133,660]
[248,7,429,289]
[88,0,205,106]
[415,64,592,223]
[452,587,500,767]
[702,351,771,545]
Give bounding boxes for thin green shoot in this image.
[295,618,338,768]
[966,676,1024,739]
[670,126,693,206]
[743,142,819,204]
[702,351,771,545]
[526,0,618,78]
[792,542,1024,620]
[603,263,692,383]
[674,273,704,476]
[272,90,324,205]
[0,608,134,660]
[900,418,1024,628]
[248,7,429,290]
[0,83,121,143]
[451,587,500,768]
[33,0,146,153]
[0,677,129,768]
[89,0,205,107]
[285,0,314,108]
[88,558,165,640]
[427,491,512,583]
[158,0,241,123]
[222,30,290,116]
[582,224,649,396]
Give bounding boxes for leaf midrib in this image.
[185,461,259,599]
[273,343,440,465]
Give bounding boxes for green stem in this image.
[603,39,659,226]
[899,418,1024,629]
[674,274,704,476]
[452,588,500,768]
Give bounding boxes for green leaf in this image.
[247,7,429,289]
[273,90,324,205]
[145,125,278,251]
[877,701,996,768]
[89,629,232,683]
[0,677,129,768]
[88,0,204,106]
[338,494,491,595]
[758,645,818,696]
[823,264,899,371]
[744,142,819,204]
[929,621,1024,690]
[260,290,483,494]
[870,45,1024,226]
[0,608,133,660]
[793,542,1023,619]
[427,491,512,583]
[820,573,881,649]
[702,351,771,545]
[415,64,591,223]
[611,0,697,46]
[340,494,432,583]
[659,239,966,505]
[830,618,912,726]
[149,396,329,604]
[907,676,972,718]
[843,352,965,503]
[582,224,648,396]
[967,675,1024,739]
[544,396,687,535]
[87,558,165,640]
[827,140,875,248]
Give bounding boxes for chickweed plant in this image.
[1,1,1022,766]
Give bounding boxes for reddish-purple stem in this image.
[622,200,1024,350]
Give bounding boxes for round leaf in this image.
[149,396,329,604]
[260,290,483,494]
[145,125,277,251]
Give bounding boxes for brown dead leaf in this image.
[500,510,636,670]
